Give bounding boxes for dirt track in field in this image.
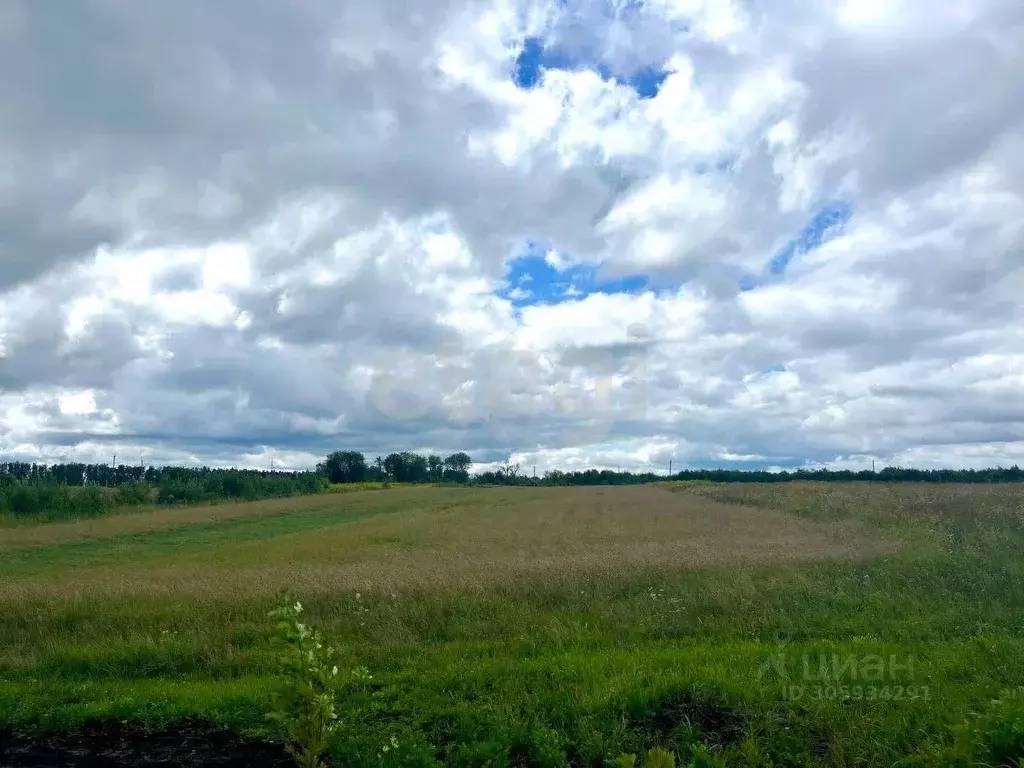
[0,485,899,599]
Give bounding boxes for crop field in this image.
[1,483,1023,766]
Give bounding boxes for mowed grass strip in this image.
[0,486,449,551]
[0,489,464,578]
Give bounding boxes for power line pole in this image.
[669,459,673,476]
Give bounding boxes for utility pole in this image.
[270,458,274,473]
[533,464,536,478]
[669,459,673,476]
[872,459,875,474]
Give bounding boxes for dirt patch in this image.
[630,690,747,749]
[629,688,747,748]
[0,719,292,768]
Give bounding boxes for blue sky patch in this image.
[741,364,787,383]
[626,65,669,99]
[498,242,649,307]
[513,35,669,99]
[514,37,568,88]
[738,274,759,292]
[769,201,852,276]
[741,201,852,291]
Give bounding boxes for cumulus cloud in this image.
[1,0,1023,472]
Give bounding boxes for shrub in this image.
[71,485,108,518]
[5,484,41,516]
[116,481,153,507]
[267,594,342,768]
[156,479,208,505]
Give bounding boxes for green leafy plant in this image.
[643,747,677,768]
[612,747,676,767]
[612,746,728,768]
[687,742,728,768]
[267,593,341,768]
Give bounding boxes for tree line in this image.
[317,454,1024,486]
[317,451,473,484]
[476,464,1024,485]
[0,463,327,519]
[2,456,1023,520]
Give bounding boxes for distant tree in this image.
[501,460,521,482]
[402,452,429,483]
[371,456,385,481]
[427,455,443,482]
[443,452,472,483]
[380,452,430,483]
[317,451,367,484]
[544,469,566,486]
[383,453,403,482]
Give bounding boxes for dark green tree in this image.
[383,452,404,481]
[427,454,443,482]
[443,452,472,483]
[317,451,367,484]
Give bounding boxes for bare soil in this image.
[0,719,291,768]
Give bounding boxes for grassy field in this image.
[1,483,1022,766]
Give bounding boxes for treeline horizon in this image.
[0,463,327,519]
[3,455,1023,490]
[311,451,1024,485]
[3,455,1024,521]
[484,464,1024,485]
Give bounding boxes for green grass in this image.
[2,483,1024,766]
[0,499,404,576]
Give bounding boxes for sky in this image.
[1,0,1023,474]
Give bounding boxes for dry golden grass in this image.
[0,485,898,599]
[681,481,1024,531]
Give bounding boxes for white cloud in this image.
[57,391,97,417]
[1,0,1023,470]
